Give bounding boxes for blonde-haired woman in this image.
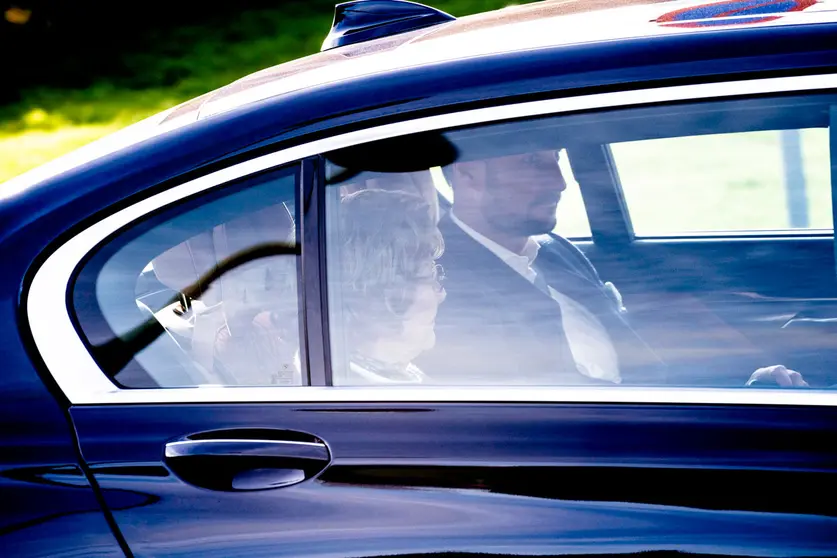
[331,188,445,384]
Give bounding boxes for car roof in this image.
[3,0,837,203]
[191,0,837,119]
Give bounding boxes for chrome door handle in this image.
[164,431,331,491]
[165,439,329,461]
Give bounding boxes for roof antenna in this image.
[322,0,455,51]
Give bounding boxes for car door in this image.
[27,75,837,557]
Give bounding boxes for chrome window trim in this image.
[31,385,837,406]
[27,73,837,406]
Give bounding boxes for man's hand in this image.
[746,365,809,387]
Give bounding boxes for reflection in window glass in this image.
[326,145,621,387]
[72,169,302,388]
[612,129,831,236]
[323,97,835,390]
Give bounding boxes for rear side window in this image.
[72,167,302,388]
[613,128,830,236]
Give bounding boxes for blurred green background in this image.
[0,0,536,183]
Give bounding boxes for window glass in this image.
[553,149,592,239]
[72,167,302,388]
[324,169,444,386]
[323,95,835,390]
[325,141,612,387]
[612,128,831,236]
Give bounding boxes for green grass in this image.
[0,1,535,183]
[0,121,126,182]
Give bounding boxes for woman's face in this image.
[365,272,446,366]
[400,279,446,357]
[339,187,445,368]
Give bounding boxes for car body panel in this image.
[0,249,123,556]
[71,402,837,557]
[196,0,837,118]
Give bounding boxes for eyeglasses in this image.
[414,262,444,282]
[398,262,445,297]
[427,263,446,294]
[381,262,446,315]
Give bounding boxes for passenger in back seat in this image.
[331,188,445,384]
[150,169,443,386]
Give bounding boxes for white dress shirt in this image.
[450,213,621,383]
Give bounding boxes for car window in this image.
[323,94,836,388]
[324,150,622,387]
[71,167,302,388]
[612,128,831,236]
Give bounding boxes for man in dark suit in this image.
[415,149,807,388]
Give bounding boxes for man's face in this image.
[480,150,567,236]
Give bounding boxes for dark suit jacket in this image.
[414,215,665,385]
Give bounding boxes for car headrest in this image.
[151,202,295,296]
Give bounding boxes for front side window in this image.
[72,167,302,388]
[323,94,836,389]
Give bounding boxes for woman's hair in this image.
[335,188,443,343]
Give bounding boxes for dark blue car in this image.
[3,0,837,555]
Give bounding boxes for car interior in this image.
[70,92,837,389]
[72,168,300,387]
[560,94,837,387]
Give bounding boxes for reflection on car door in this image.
[71,399,837,556]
